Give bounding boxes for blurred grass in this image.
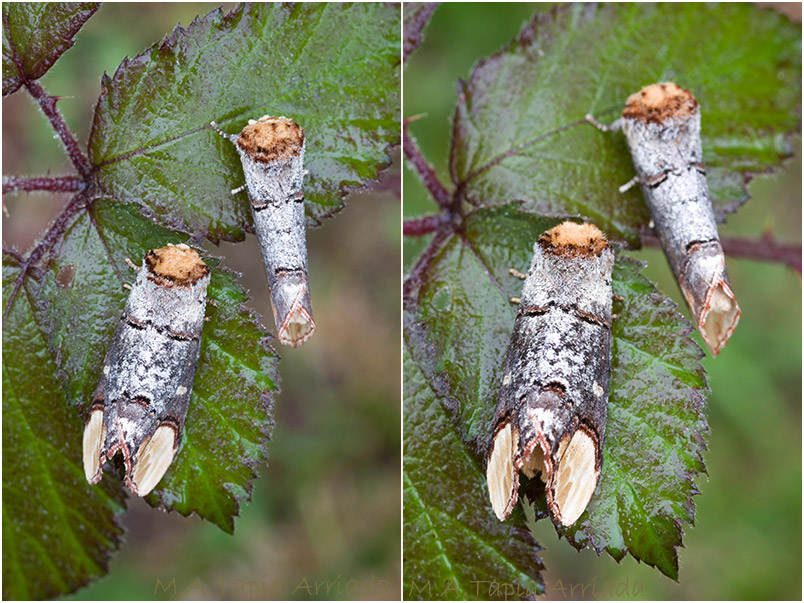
[3,4,400,600]
[404,3,801,599]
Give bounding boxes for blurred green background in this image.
[3,3,400,600]
[404,3,801,600]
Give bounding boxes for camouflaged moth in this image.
[212,115,315,347]
[487,222,613,526]
[83,244,210,496]
[587,82,740,355]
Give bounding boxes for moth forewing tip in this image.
[82,409,106,484]
[279,306,316,347]
[700,280,741,356]
[487,421,519,521]
[272,276,315,347]
[129,424,178,497]
[551,429,600,527]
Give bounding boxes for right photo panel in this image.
[402,3,802,600]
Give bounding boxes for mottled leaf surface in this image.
[2,252,126,601]
[403,205,708,581]
[451,4,801,244]
[2,2,98,95]
[561,255,707,579]
[403,352,544,601]
[31,201,279,534]
[89,3,400,242]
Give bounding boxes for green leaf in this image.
[2,2,99,96]
[561,256,708,580]
[450,4,801,244]
[88,3,400,242]
[29,201,279,534]
[2,251,126,601]
[403,204,708,581]
[403,352,544,601]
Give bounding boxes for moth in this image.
[587,82,740,355]
[212,115,315,347]
[83,243,210,496]
[487,222,613,526]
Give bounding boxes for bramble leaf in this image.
[561,255,707,579]
[403,3,437,64]
[403,205,708,582]
[2,2,99,96]
[89,3,400,242]
[448,3,801,245]
[2,251,126,601]
[403,351,544,601]
[29,201,279,534]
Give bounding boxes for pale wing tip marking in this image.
[82,409,106,484]
[487,421,519,521]
[700,279,740,356]
[129,424,178,497]
[551,429,599,527]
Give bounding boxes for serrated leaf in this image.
[450,3,801,244]
[403,3,437,64]
[560,256,708,579]
[2,2,98,96]
[403,351,544,601]
[403,204,708,580]
[30,201,279,534]
[88,3,400,242]
[2,251,126,601]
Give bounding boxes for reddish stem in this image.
[24,79,92,177]
[404,127,452,210]
[403,215,443,236]
[3,193,88,325]
[3,175,84,194]
[640,230,801,274]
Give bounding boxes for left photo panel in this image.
[2,3,401,600]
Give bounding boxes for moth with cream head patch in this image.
[586,82,740,355]
[83,243,210,496]
[211,115,315,347]
[487,222,613,527]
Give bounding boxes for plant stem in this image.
[3,175,84,194]
[2,193,87,325]
[404,127,452,210]
[403,215,443,236]
[640,230,801,274]
[24,80,92,177]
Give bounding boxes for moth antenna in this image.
[584,113,622,132]
[209,120,235,142]
[618,175,639,193]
